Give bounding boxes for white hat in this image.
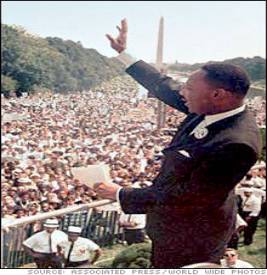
[68,226,82,234]
[43,219,59,228]
[243,187,253,193]
[18,177,31,183]
[14,168,24,174]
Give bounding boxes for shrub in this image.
[112,243,152,268]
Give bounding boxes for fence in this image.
[1,199,123,268]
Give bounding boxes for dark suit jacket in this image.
[119,61,261,268]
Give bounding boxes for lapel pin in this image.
[194,127,209,139]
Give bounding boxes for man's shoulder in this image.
[31,230,45,237]
[24,230,44,243]
[206,111,261,155]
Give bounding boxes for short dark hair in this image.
[201,63,250,96]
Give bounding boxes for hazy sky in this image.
[2,1,266,64]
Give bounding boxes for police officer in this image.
[239,188,261,245]
[58,226,102,268]
[23,218,67,268]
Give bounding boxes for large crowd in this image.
[1,75,266,223]
[2,76,173,221]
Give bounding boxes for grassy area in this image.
[238,218,266,268]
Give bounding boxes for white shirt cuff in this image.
[116,187,123,203]
[116,51,137,68]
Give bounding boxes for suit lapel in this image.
[166,111,244,151]
[169,114,204,147]
[185,111,244,146]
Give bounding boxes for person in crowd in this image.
[239,188,261,245]
[22,219,67,268]
[58,226,102,268]
[94,18,261,268]
[220,248,254,268]
[118,212,146,245]
[227,213,247,249]
[117,182,147,245]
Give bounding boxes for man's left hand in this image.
[93,182,121,200]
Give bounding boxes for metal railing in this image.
[1,199,123,268]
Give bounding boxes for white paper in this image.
[71,165,111,188]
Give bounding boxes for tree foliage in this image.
[167,56,266,81]
[1,24,124,94]
[1,75,17,93]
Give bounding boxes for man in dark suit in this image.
[94,19,261,268]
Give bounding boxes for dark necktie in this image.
[66,242,75,264]
[242,196,250,208]
[48,234,52,253]
[127,215,132,223]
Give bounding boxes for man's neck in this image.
[206,102,244,115]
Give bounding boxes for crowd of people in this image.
[2,75,177,221]
[246,96,266,128]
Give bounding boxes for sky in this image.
[2,1,266,64]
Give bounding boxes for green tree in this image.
[1,74,17,95]
[2,23,124,94]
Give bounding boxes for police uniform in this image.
[239,190,261,245]
[23,219,67,268]
[58,226,100,268]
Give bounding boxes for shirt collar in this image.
[204,104,246,127]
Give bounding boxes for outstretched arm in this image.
[106,19,188,113]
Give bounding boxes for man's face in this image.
[68,233,79,242]
[244,191,252,197]
[224,250,238,266]
[180,70,215,115]
[45,227,56,234]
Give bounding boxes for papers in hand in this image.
[71,165,111,188]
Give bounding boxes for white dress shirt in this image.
[241,194,261,217]
[190,105,246,136]
[58,237,99,262]
[119,212,146,230]
[23,230,68,253]
[220,259,254,268]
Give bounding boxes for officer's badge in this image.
[79,248,86,254]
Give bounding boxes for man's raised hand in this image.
[106,18,128,53]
